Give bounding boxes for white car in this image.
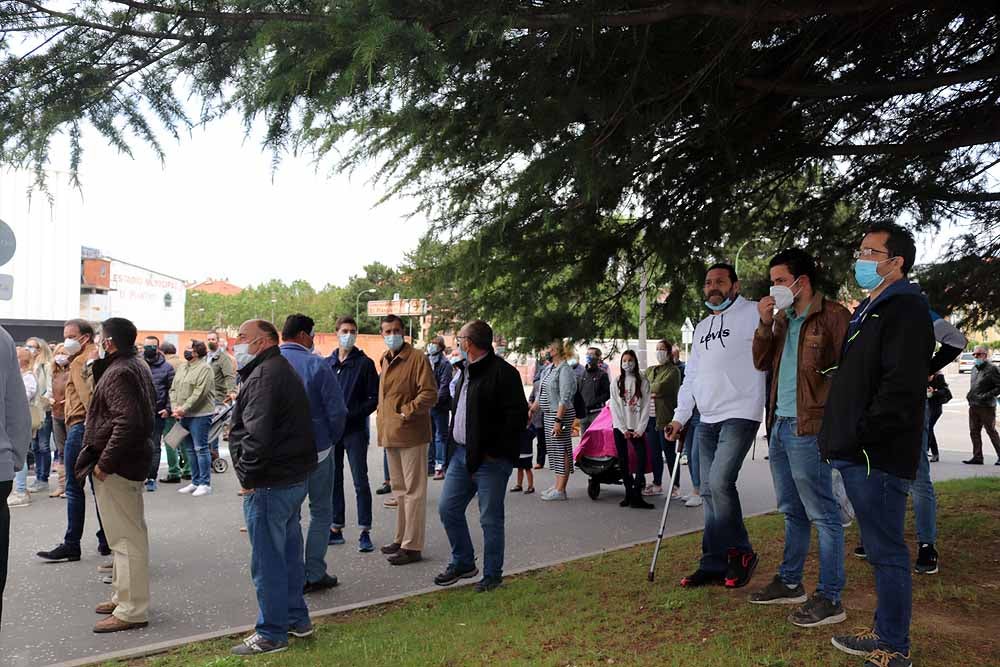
[993,350,1000,363]
[958,352,976,373]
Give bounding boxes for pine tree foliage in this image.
[2,2,998,338]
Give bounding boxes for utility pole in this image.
[637,262,649,370]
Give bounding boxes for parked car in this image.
[958,352,976,373]
[993,350,1000,363]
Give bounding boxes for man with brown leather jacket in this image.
[749,249,851,628]
[76,318,156,634]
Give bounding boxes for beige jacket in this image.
[376,343,437,447]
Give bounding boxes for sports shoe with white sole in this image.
[684,494,703,507]
[191,485,212,497]
[788,593,847,627]
[178,483,197,494]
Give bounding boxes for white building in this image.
[80,255,186,332]
[0,170,83,342]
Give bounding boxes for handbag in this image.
[163,421,190,449]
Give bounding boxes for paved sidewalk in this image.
[2,423,996,666]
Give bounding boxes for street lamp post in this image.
[270,297,277,324]
[734,239,753,276]
[356,288,377,322]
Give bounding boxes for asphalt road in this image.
[2,370,997,667]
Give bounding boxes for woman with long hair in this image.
[530,339,576,500]
[25,337,54,492]
[611,350,654,509]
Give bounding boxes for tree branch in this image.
[738,56,1000,99]
[811,123,1000,157]
[512,1,887,29]
[105,0,324,24]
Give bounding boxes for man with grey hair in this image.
[435,320,528,592]
[965,345,1000,465]
[1,324,31,626]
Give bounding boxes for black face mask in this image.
[143,346,158,360]
[207,342,218,352]
[183,350,194,361]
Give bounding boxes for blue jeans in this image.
[832,460,911,654]
[429,407,449,470]
[438,446,513,580]
[31,413,53,482]
[696,417,758,572]
[332,429,373,530]
[181,415,213,487]
[768,418,845,602]
[684,410,701,490]
[243,482,310,643]
[910,404,936,544]
[13,466,27,493]
[62,423,108,551]
[305,454,334,583]
[646,417,678,488]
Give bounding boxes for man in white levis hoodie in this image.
[666,263,765,590]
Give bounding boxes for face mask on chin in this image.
[704,287,736,312]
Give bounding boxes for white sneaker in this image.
[27,480,49,493]
[684,495,703,507]
[192,485,213,497]
[7,490,30,507]
[178,483,198,494]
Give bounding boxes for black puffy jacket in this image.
[818,281,934,480]
[231,346,317,489]
[449,352,529,473]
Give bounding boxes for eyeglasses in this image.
[853,248,891,259]
[973,352,988,358]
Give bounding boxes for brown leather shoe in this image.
[95,601,117,615]
[387,549,422,565]
[380,542,401,555]
[93,615,148,633]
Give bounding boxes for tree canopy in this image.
[2,1,998,341]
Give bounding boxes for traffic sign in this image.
[681,317,695,345]
[0,274,12,301]
[367,298,428,317]
[0,219,15,267]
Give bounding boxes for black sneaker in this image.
[474,576,502,593]
[680,569,725,588]
[864,649,912,667]
[98,544,111,557]
[914,543,938,575]
[434,564,480,587]
[962,458,984,465]
[788,593,847,627]
[36,543,81,562]
[748,575,807,605]
[831,628,880,656]
[853,545,867,559]
[375,482,392,495]
[231,632,288,655]
[724,549,759,589]
[288,623,314,638]
[303,574,339,594]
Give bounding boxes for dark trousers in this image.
[147,417,166,480]
[926,401,943,457]
[532,424,546,466]
[613,429,647,503]
[969,405,1000,461]
[1,480,10,628]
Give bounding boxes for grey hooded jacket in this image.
[0,326,31,482]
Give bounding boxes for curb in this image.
[47,508,778,667]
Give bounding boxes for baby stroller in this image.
[207,403,233,474]
[573,406,650,500]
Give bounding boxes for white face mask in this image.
[233,342,254,368]
[769,278,801,311]
[54,354,70,367]
[622,361,636,373]
[656,350,670,364]
[63,338,82,356]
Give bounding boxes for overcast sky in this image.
[66,113,429,289]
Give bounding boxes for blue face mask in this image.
[704,297,732,312]
[854,259,886,291]
[459,347,469,361]
[384,334,404,352]
[427,344,439,356]
[975,357,986,368]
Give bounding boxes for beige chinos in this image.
[387,443,430,551]
[93,474,150,623]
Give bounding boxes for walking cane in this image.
[648,438,685,582]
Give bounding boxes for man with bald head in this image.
[229,319,318,656]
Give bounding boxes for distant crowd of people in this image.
[1,222,998,667]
